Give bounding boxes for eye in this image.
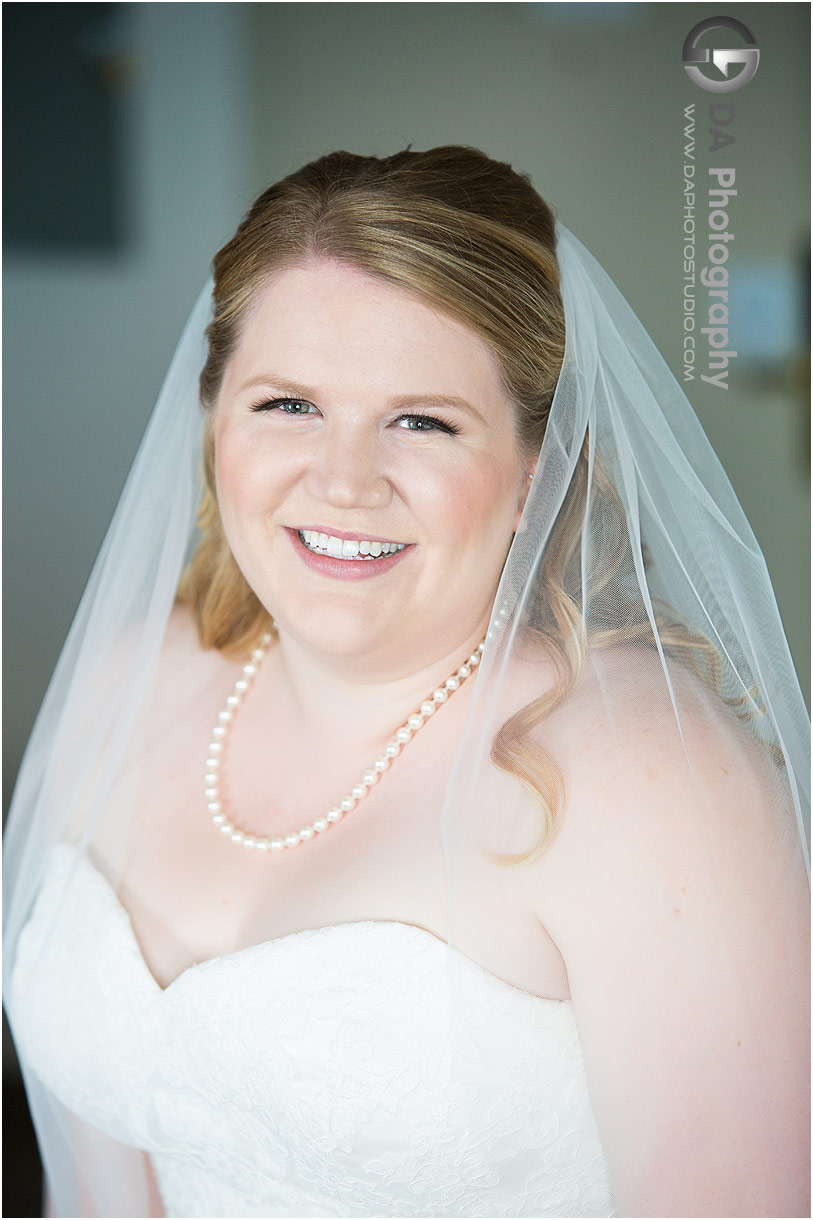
[394,413,461,436]
[249,397,317,416]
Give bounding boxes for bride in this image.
[5,145,809,1219]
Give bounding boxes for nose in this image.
[304,421,392,510]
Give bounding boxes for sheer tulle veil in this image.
[4,214,809,1216]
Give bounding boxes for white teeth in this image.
[298,530,406,560]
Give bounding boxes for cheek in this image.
[416,452,522,549]
[213,425,293,522]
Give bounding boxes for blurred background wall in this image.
[3,3,809,1213]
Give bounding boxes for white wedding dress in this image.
[9,844,617,1218]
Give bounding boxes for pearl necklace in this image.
[205,632,486,853]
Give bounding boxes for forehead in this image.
[221,258,509,404]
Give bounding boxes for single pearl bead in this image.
[252,649,265,661]
[205,772,217,785]
[313,818,328,832]
[261,633,272,645]
[230,831,244,844]
[407,713,424,731]
[384,742,400,759]
[270,838,285,852]
[445,675,460,691]
[432,688,448,704]
[235,679,249,692]
[226,695,240,707]
[478,641,486,653]
[212,813,226,825]
[457,664,471,679]
[340,796,356,813]
[374,757,389,773]
[208,742,223,754]
[242,837,256,850]
[351,784,366,800]
[219,822,234,835]
[420,701,435,717]
[284,834,300,848]
[468,652,480,667]
[218,710,232,723]
[212,725,226,738]
[326,808,342,822]
[207,801,222,814]
[299,827,315,841]
[243,663,257,677]
[206,757,220,770]
[255,839,270,852]
[395,727,412,744]
[362,771,378,786]
[204,787,218,799]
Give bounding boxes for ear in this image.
[513,466,536,531]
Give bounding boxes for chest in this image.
[101,673,571,1000]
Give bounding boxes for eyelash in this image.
[248,397,461,436]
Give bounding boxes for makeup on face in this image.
[213,258,532,661]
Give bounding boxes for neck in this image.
[261,618,490,755]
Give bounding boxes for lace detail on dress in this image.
[9,844,616,1218]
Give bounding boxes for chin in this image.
[277,600,396,657]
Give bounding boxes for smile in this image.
[298,529,406,561]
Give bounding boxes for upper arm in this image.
[533,669,810,1217]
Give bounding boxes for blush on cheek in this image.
[460,468,518,522]
[213,448,250,544]
[214,435,260,506]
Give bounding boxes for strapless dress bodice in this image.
[8,844,616,1217]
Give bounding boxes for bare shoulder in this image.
[90,602,237,743]
[160,601,217,669]
[520,639,800,907]
[62,604,235,846]
[513,642,809,1216]
[146,602,237,731]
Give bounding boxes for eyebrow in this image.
[237,374,488,425]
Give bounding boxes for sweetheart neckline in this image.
[49,842,571,1007]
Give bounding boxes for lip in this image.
[294,524,410,545]
[285,527,412,582]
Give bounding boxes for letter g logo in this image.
[683,16,759,94]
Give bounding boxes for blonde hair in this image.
[179,145,774,862]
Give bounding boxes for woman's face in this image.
[214,258,534,672]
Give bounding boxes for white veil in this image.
[4,284,211,1217]
[4,216,809,1217]
[442,227,809,1214]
